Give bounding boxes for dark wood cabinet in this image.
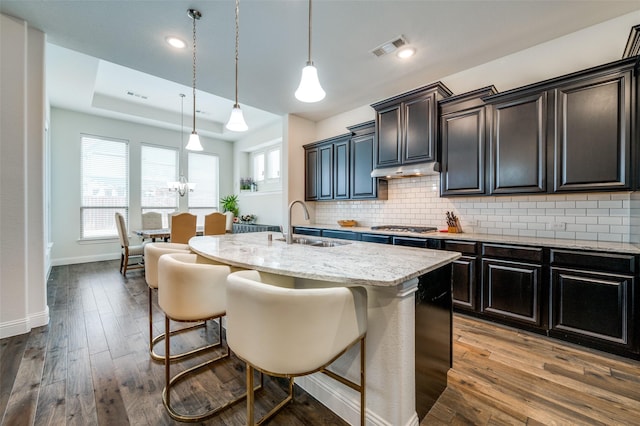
[372,82,452,168]
[551,68,633,192]
[549,249,637,354]
[322,229,360,240]
[333,139,349,199]
[486,92,547,194]
[305,147,318,200]
[304,134,350,202]
[439,87,495,196]
[481,243,545,329]
[348,121,387,200]
[475,57,638,197]
[445,240,480,311]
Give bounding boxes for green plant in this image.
[220,194,239,217]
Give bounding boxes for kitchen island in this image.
[189,232,460,426]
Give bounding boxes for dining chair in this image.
[226,270,368,426]
[204,212,227,235]
[142,211,163,229]
[158,253,255,422]
[115,212,145,276]
[224,211,234,232]
[169,212,197,244]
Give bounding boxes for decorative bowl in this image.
[337,220,357,227]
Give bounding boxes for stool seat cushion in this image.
[158,253,230,321]
[226,270,367,376]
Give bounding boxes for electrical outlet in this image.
[547,222,566,231]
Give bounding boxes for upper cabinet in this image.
[304,123,387,202]
[372,82,452,168]
[551,67,633,192]
[439,87,496,196]
[488,58,637,195]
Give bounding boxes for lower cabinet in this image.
[445,240,479,311]
[481,243,546,330]
[549,249,637,355]
[322,229,360,240]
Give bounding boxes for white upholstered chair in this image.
[224,211,234,232]
[143,242,192,361]
[226,270,368,426]
[158,253,250,422]
[115,212,144,276]
[141,211,163,230]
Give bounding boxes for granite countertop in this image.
[188,232,460,287]
[296,224,640,254]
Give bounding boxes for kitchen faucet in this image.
[287,200,310,244]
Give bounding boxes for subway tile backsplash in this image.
[313,175,633,243]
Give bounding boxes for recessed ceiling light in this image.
[397,47,416,59]
[165,36,186,49]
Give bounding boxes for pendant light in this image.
[295,0,325,103]
[226,0,248,132]
[185,9,204,151]
[168,94,196,196]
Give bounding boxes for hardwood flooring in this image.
[2,260,639,425]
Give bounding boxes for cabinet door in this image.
[489,93,546,194]
[318,144,333,200]
[404,93,437,163]
[452,255,478,311]
[552,70,632,192]
[482,258,543,328]
[550,267,634,352]
[333,139,349,199]
[441,106,486,195]
[375,105,402,167]
[305,148,318,201]
[351,133,377,198]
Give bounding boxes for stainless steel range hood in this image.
[370,162,441,179]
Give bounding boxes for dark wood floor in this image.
[2,260,640,425]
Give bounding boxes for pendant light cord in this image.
[191,10,198,133]
[234,0,240,108]
[307,0,312,64]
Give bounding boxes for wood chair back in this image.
[170,213,197,244]
[204,212,226,235]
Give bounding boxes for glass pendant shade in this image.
[186,131,203,151]
[295,62,325,103]
[226,105,248,132]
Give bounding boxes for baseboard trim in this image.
[296,374,419,426]
[0,306,49,339]
[51,253,119,266]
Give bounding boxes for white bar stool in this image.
[226,270,368,426]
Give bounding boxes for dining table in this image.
[135,226,204,242]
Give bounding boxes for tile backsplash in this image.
[313,175,633,243]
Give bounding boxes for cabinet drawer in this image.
[322,230,360,241]
[482,243,543,263]
[550,249,636,274]
[292,227,322,237]
[361,233,392,244]
[444,240,478,255]
[393,236,441,249]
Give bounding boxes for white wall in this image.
[232,120,284,226]
[284,114,317,227]
[309,11,640,243]
[1,14,48,338]
[50,107,234,265]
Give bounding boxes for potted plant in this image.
[220,194,239,218]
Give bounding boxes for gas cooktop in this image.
[370,225,438,234]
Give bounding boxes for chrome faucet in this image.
[287,200,310,244]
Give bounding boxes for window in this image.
[249,144,281,191]
[188,152,219,226]
[80,135,128,238]
[141,144,178,227]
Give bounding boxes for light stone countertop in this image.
[297,224,640,254]
[188,232,461,287]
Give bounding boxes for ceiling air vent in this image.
[126,91,148,100]
[371,35,408,57]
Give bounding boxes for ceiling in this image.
[2,1,640,142]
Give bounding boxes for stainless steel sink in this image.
[276,237,351,247]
